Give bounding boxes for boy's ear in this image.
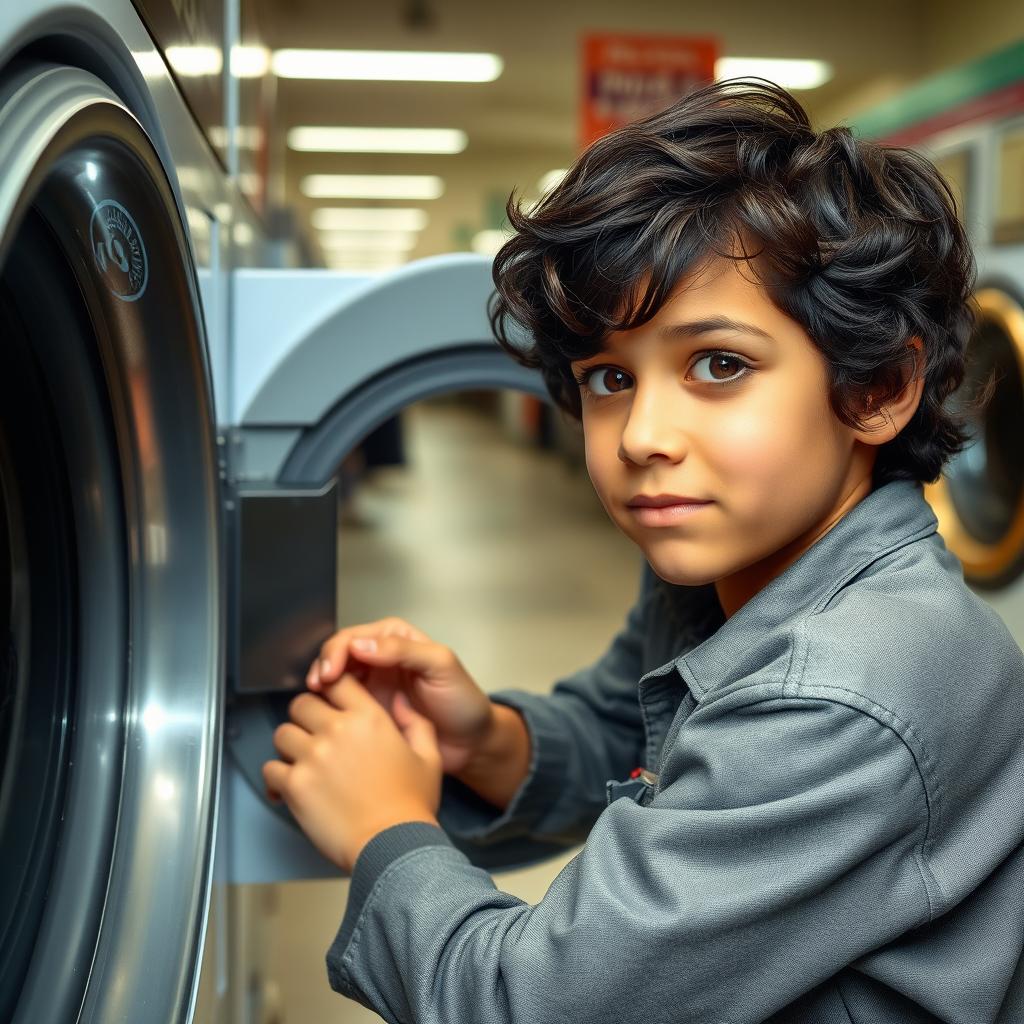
[855,337,925,446]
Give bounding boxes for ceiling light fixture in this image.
[165,45,223,77]
[538,168,568,194]
[132,49,166,80]
[231,45,272,78]
[324,257,409,274]
[471,229,513,255]
[301,174,444,199]
[715,57,832,90]
[311,208,429,231]
[317,231,419,251]
[272,49,503,82]
[209,125,265,150]
[288,126,467,154]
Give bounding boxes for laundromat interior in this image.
[2,0,1024,1022]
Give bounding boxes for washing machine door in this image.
[0,64,222,1022]
[925,283,1024,590]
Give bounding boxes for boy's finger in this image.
[318,625,388,683]
[320,672,382,713]
[272,721,312,761]
[262,759,289,800]
[348,635,452,679]
[307,659,321,689]
[317,618,434,682]
[393,693,442,767]
[288,692,336,733]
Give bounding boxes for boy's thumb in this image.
[392,691,439,762]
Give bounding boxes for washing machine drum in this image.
[0,64,222,1022]
[926,286,1024,589]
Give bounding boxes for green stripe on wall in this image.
[849,37,1024,138]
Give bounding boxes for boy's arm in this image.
[326,694,935,1023]
[432,561,665,867]
[448,703,531,812]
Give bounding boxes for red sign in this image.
[581,33,718,149]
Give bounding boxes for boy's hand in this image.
[309,617,495,777]
[263,674,443,874]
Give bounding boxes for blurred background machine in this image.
[850,49,1024,599]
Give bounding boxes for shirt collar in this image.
[677,479,939,698]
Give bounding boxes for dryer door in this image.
[0,65,222,1022]
[925,283,1024,591]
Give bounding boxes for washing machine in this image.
[852,38,1024,631]
[0,0,256,1020]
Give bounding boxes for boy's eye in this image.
[576,367,634,396]
[689,352,750,383]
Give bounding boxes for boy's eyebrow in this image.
[659,316,774,342]
[575,315,775,363]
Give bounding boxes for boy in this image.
[263,80,1024,1022]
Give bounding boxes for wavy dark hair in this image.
[488,78,983,485]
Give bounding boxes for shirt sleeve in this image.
[326,693,933,1024]
[434,562,659,869]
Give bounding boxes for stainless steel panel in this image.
[232,482,338,694]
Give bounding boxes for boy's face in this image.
[571,253,895,617]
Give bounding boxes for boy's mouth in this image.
[627,494,710,508]
[626,495,713,527]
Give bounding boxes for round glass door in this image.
[925,287,1024,589]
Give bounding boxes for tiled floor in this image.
[238,394,644,1023]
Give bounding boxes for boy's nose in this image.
[617,385,689,466]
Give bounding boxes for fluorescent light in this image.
[231,45,271,78]
[272,49,503,82]
[311,208,429,231]
[325,252,408,264]
[471,229,513,255]
[318,231,419,251]
[301,174,444,200]
[237,172,262,195]
[209,125,264,150]
[538,168,568,194]
[715,57,832,90]
[323,252,409,272]
[132,49,166,80]
[288,126,467,154]
[165,45,223,77]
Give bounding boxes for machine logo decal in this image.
[90,199,149,302]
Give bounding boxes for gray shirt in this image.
[325,478,1024,1023]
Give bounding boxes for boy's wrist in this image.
[452,702,531,811]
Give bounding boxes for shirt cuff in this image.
[336,821,454,955]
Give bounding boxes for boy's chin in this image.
[644,553,721,589]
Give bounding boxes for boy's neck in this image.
[714,474,876,619]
